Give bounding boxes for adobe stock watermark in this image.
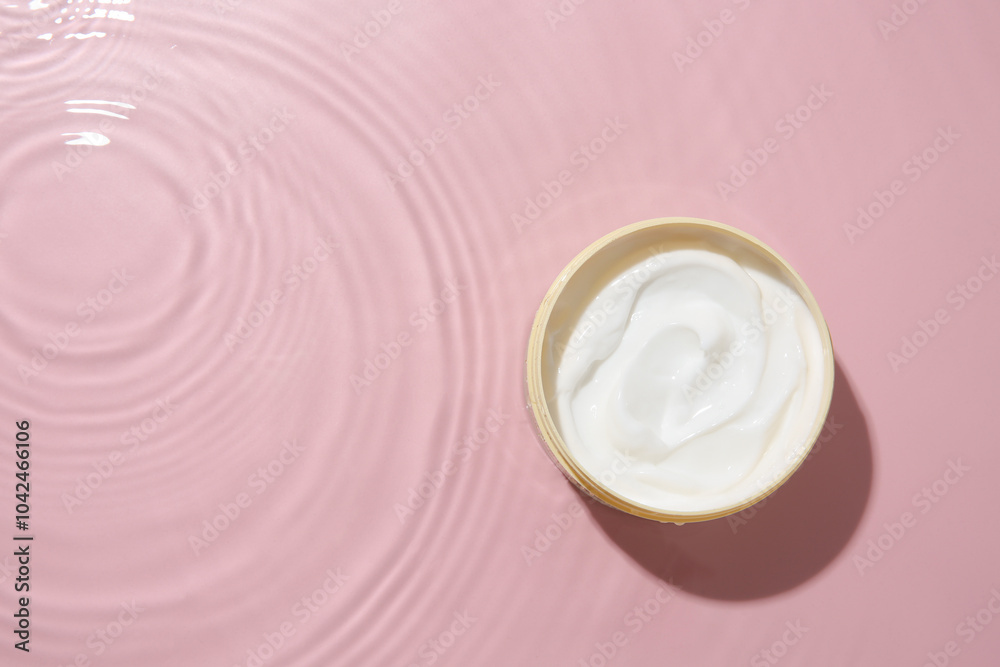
[853,458,970,575]
[521,499,588,566]
[393,407,510,523]
[716,84,833,201]
[844,126,960,244]
[578,584,679,667]
[750,620,809,667]
[56,601,145,667]
[543,0,592,31]
[339,0,404,62]
[382,75,501,191]
[920,587,1000,667]
[511,116,627,233]
[521,452,635,566]
[52,63,170,181]
[350,277,466,393]
[179,107,295,222]
[61,397,180,513]
[120,397,180,454]
[682,288,798,401]
[189,439,306,556]
[887,253,997,372]
[554,242,677,357]
[224,236,338,352]
[673,0,755,73]
[727,414,843,534]
[403,611,477,667]
[877,0,932,40]
[18,268,135,383]
[230,567,349,667]
[551,241,787,360]
[2,3,63,54]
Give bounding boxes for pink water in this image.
[1,1,999,665]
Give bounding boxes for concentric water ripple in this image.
[2,2,704,664]
[6,0,998,665]
[2,1,648,661]
[2,1,535,663]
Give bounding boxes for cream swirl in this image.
[552,248,826,513]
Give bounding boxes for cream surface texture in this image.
[552,246,827,514]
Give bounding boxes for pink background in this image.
[1,1,999,665]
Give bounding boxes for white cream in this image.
[550,246,827,514]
